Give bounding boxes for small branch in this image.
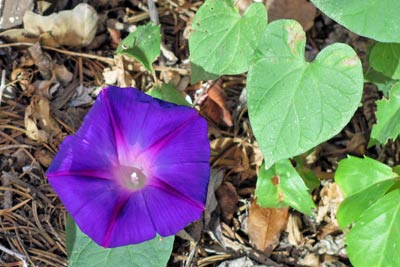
[147,0,160,25]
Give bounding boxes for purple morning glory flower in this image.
[47,86,210,248]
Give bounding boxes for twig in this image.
[0,244,28,267]
[147,0,160,25]
[0,69,6,105]
[0,42,115,65]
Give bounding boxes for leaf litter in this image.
[0,1,400,267]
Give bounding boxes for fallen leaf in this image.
[25,95,62,146]
[23,3,98,47]
[201,79,233,127]
[248,199,289,255]
[317,222,341,240]
[53,64,73,86]
[204,170,223,221]
[265,0,316,31]
[28,43,53,80]
[298,253,321,267]
[34,149,53,167]
[211,137,260,181]
[216,181,239,224]
[316,182,344,223]
[286,213,304,246]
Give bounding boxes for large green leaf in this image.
[311,0,400,42]
[147,83,191,106]
[247,20,363,168]
[337,179,395,229]
[67,217,174,267]
[255,159,315,215]
[116,23,160,72]
[370,43,400,80]
[335,156,397,198]
[345,189,400,267]
[370,82,400,145]
[189,0,267,76]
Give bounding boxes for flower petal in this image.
[102,87,203,163]
[105,192,156,247]
[47,92,118,177]
[146,115,210,165]
[141,186,204,236]
[150,162,210,205]
[49,175,155,248]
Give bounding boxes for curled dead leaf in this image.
[23,3,98,47]
[25,95,62,146]
[201,79,233,127]
[216,181,239,224]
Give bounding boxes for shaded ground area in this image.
[1,1,399,266]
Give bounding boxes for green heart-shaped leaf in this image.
[116,23,160,73]
[189,0,267,76]
[311,0,400,42]
[345,189,400,267]
[255,159,315,215]
[67,216,174,267]
[247,20,363,168]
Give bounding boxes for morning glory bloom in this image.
[47,86,210,248]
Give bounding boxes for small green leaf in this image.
[311,0,400,42]
[345,189,400,267]
[189,0,267,75]
[247,20,363,168]
[255,159,315,215]
[370,43,400,80]
[364,68,396,97]
[294,156,320,191]
[147,84,191,106]
[370,82,400,145]
[67,217,174,267]
[190,62,220,84]
[335,156,397,198]
[337,179,395,229]
[116,23,160,72]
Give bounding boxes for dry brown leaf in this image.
[317,222,341,240]
[298,253,321,267]
[286,213,304,246]
[216,181,239,224]
[28,43,53,80]
[25,95,62,146]
[316,182,344,223]
[201,79,233,127]
[211,137,259,181]
[248,200,289,255]
[23,3,98,47]
[34,149,53,167]
[107,27,122,49]
[53,64,73,86]
[266,0,316,31]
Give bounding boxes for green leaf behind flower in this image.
[67,216,174,267]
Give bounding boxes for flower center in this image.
[116,165,147,191]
